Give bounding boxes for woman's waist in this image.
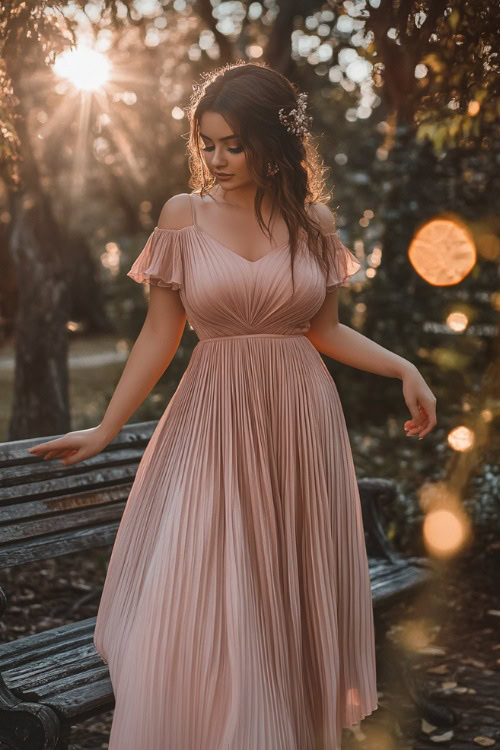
[195,332,308,344]
[190,332,328,374]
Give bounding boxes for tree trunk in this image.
[6,83,71,440]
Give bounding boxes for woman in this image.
[27,62,436,749]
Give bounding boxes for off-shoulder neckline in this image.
[153,223,290,266]
[151,224,345,268]
[153,225,338,238]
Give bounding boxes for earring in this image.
[266,161,279,176]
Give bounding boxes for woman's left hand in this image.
[401,364,437,440]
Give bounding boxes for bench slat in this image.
[30,664,110,703]
[368,559,401,576]
[1,498,126,544]
[0,522,118,567]
[0,618,96,669]
[0,485,130,523]
[371,561,431,606]
[0,460,140,505]
[6,656,109,701]
[4,647,103,693]
[44,676,115,721]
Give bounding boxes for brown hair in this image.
[186,61,336,293]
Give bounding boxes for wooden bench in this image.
[0,421,456,749]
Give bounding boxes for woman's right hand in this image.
[26,426,112,466]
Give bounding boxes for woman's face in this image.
[199,111,254,191]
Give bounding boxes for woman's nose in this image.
[212,151,227,167]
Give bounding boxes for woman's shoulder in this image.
[157,193,194,231]
[306,202,337,234]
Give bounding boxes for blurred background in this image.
[0,1,499,747]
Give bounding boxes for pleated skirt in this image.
[93,333,378,749]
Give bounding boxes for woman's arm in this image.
[26,199,190,464]
[306,199,437,439]
[307,293,413,380]
[27,290,186,463]
[307,291,437,439]
[97,198,189,442]
[97,288,186,442]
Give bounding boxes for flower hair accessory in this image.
[278,92,312,137]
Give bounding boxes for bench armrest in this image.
[357,477,408,566]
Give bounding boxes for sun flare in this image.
[53,45,110,91]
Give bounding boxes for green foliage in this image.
[0,58,20,185]
[413,2,499,152]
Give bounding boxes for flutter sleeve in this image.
[324,231,362,292]
[127,227,184,290]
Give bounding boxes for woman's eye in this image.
[201,145,243,153]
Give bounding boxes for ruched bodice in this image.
[126,215,361,342]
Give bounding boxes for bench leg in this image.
[54,731,71,750]
[0,673,60,750]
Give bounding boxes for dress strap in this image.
[188,193,197,227]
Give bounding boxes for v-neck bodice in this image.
[127,207,362,342]
[187,191,291,264]
[191,224,290,265]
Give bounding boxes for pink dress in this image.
[93,192,378,749]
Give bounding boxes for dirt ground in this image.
[0,533,499,749]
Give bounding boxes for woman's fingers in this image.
[405,406,427,435]
[25,427,107,468]
[417,420,434,439]
[28,440,74,458]
[42,448,76,460]
[28,441,60,455]
[405,402,436,439]
[402,369,437,440]
[417,400,437,438]
[62,452,83,466]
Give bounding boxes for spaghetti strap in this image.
[187,192,197,227]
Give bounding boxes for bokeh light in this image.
[446,311,469,332]
[423,509,468,558]
[447,425,475,452]
[408,217,477,286]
